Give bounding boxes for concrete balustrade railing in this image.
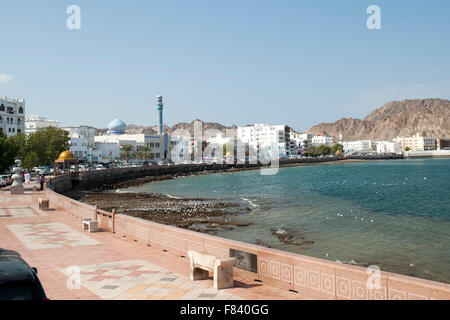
[44,169,450,300]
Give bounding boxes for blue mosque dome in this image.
[108,118,126,135]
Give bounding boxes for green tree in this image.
[306,145,319,157]
[0,133,19,173]
[137,145,152,161]
[26,127,70,167]
[137,150,144,161]
[120,145,135,162]
[23,151,39,170]
[7,133,27,160]
[331,143,344,154]
[317,144,331,155]
[405,146,411,151]
[142,145,152,160]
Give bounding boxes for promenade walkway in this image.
[0,185,300,300]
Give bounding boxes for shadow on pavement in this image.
[233,280,263,289]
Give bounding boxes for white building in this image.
[62,126,96,148]
[170,135,195,163]
[376,141,402,154]
[202,133,234,161]
[95,134,167,160]
[237,124,291,159]
[311,134,334,147]
[290,131,312,153]
[69,137,89,159]
[94,142,121,160]
[25,114,59,134]
[0,96,25,137]
[393,133,436,151]
[61,125,96,161]
[94,118,169,161]
[343,140,376,154]
[206,132,233,147]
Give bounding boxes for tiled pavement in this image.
[58,260,240,300]
[0,186,301,300]
[7,222,100,250]
[0,205,46,218]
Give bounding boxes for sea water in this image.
[126,158,450,283]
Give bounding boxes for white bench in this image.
[82,219,98,233]
[188,250,236,290]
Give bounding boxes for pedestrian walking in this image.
[40,175,45,191]
[24,171,31,184]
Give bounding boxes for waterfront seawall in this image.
[50,155,404,192]
[405,150,450,158]
[44,161,450,300]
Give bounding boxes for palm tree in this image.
[139,145,152,161]
[120,145,135,162]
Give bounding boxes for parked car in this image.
[0,176,7,187]
[0,255,48,300]
[38,168,50,176]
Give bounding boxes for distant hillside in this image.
[309,99,450,141]
[94,99,450,141]
[165,119,236,137]
[95,120,236,137]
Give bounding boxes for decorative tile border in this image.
[352,280,368,300]
[294,266,306,287]
[336,277,351,299]
[270,260,281,280]
[389,288,407,300]
[307,270,320,291]
[281,264,293,283]
[7,222,100,249]
[259,258,269,276]
[321,273,335,295]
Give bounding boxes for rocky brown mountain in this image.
[95,120,236,137]
[308,99,450,141]
[95,99,449,141]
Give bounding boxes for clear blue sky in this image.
[1,0,449,130]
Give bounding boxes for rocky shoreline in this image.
[64,157,400,244]
[65,187,253,235]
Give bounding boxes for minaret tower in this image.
[157,95,163,135]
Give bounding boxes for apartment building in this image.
[0,96,25,137]
[237,124,291,159]
[311,134,334,147]
[343,140,376,153]
[25,114,59,134]
[393,133,436,151]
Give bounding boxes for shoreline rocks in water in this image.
[68,189,252,234]
[270,228,315,246]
